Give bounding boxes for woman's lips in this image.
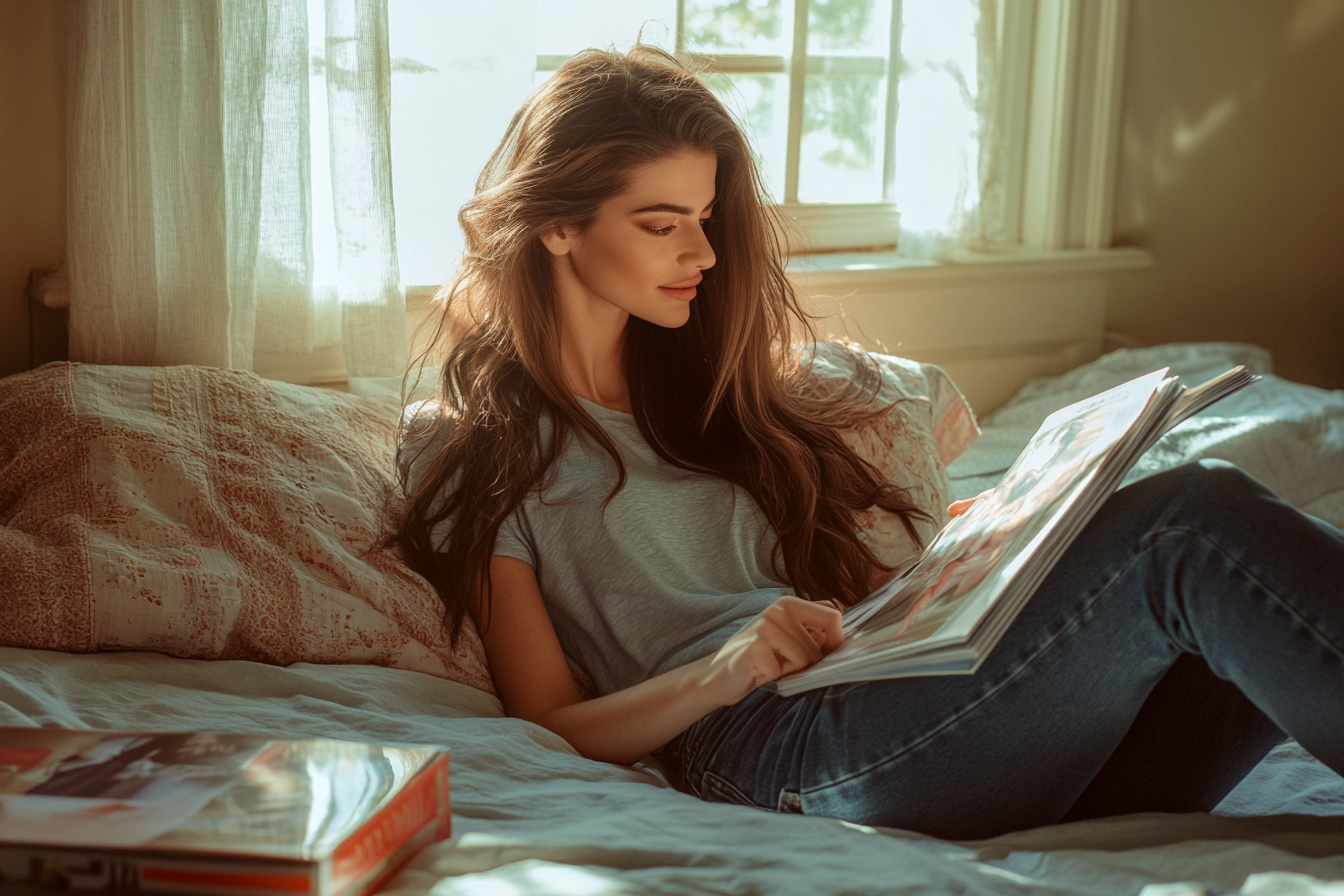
[660,277,701,302]
[659,285,697,301]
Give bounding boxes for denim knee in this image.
[1132,459,1267,522]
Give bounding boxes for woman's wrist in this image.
[682,652,739,710]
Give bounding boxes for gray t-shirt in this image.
[492,396,791,697]
[401,343,976,696]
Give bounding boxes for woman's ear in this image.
[539,225,572,257]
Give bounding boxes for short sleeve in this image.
[493,506,537,567]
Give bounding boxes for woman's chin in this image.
[640,305,694,329]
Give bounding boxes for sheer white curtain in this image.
[66,0,406,398]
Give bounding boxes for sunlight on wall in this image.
[1285,0,1344,46]
[1171,95,1238,158]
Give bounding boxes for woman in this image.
[393,46,1344,839]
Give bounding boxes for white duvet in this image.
[2,342,1341,895]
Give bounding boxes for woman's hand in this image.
[948,488,993,518]
[699,596,844,707]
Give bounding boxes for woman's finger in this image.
[949,488,995,517]
[766,596,844,656]
[796,599,845,651]
[948,497,976,517]
[762,615,822,670]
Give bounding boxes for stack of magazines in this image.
[774,365,1257,696]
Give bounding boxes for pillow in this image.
[0,362,493,695]
[804,342,980,568]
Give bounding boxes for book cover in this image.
[0,727,450,895]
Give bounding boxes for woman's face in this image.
[543,151,718,330]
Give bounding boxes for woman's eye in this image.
[645,224,676,235]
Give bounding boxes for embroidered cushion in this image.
[0,362,493,695]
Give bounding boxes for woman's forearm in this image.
[521,597,843,767]
[532,655,723,766]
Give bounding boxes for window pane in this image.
[684,0,788,55]
[704,72,788,200]
[807,0,890,55]
[892,0,980,238]
[535,0,676,57]
[798,0,892,202]
[797,74,885,202]
[388,1,539,287]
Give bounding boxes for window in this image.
[306,0,1131,291]
[531,0,982,256]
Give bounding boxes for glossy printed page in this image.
[0,729,268,848]
[0,727,446,859]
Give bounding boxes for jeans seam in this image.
[1159,524,1344,658]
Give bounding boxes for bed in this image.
[1,341,1342,895]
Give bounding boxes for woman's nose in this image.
[682,224,716,270]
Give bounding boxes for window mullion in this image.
[882,0,903,202]
[993,0,1039,245]
[783,0,809,204]
[674,0,685,57]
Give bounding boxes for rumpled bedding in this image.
[1,342,1341,895]
[1,645,1339,895]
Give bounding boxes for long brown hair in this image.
[394,46,928,640]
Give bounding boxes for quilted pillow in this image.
[0,362,493,695]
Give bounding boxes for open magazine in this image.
[773,366,1257,696]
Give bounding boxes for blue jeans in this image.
[661,461,1344,839]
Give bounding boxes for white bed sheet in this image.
[4,341,1342,895]
[0,644,1340,896]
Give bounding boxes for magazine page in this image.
[776,369,1175,693]
[866,370,1168,638]
[0,729,268,848]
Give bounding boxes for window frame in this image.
[1002,0,1132,252]
[534,0,1133,254]
[539,0,909,252]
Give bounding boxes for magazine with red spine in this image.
[0,727,450,895]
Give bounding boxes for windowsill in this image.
[785,245,1152,286]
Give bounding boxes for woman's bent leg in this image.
[1060,653,1285,821]
[665,461,1344,839]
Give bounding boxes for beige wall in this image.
[0,0,66,379]
[1109,0,1344,390]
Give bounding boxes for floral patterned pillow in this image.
[0,362,493,695]
[805,342,980,572]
